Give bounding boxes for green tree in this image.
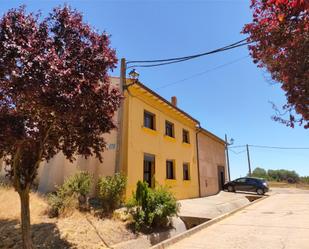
[267,169,299,183]
[251,167,267,179]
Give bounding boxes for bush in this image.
[97,173,127,213]
[61,171,93,197]
[300,176,309,184]
[251,167,267,179]
[267,169,299,183]
[0,175,11,188]
[47,171,92,217]
[127,181,179,231]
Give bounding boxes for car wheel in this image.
[227,186,234,192]
[257,188,264,195]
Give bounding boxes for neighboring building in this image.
[31,78,121,193]
[119,79,200,200]
[197,128,227,196]
[0,76,228,200]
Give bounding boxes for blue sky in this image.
[1,0,308,179]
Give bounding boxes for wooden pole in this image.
[246,144,252,176]
[225,134,231,181]
[115,58,126,173]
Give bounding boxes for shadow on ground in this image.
[0,219,75,249]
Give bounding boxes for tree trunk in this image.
[18,188,34,249]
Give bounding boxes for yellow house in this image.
[117,78,200,200]
[0,76,227,201]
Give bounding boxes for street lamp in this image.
[128,69,139,80]
[122,69,139,90]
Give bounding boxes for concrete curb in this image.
[150,194,270,249]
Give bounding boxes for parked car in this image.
[223,177,269,195]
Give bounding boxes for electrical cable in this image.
[126,38,248,64]
[229,145,309,150]
[155,55,249,90]
[249,145,309,150]
[126,39,251,69]
[230,149,247,155]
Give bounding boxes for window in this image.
[165,121,174,137]
[144,154,155,188]
[183,163,190,180]
[246,178,257,185]
[166,160,175,179]
[182,129,190,143]
[144,111,155,130]
[235,178,246,183]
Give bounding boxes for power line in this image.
[154,55,249,90]
[123,55,249,99]
[229,145,246,149]
[127,38,247,64]
[230,149,247,155]
[249,145,309,150]
[229,144,309,150]
[126,38,251,68]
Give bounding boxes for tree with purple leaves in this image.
[243,0,309,129]
[0,6,121,248]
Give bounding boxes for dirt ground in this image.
[0,187,137,249]
[269,181,309,190]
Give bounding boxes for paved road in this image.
[178,191,250,219]
[168,188,309,249]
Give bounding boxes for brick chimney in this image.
[171,96,177,107]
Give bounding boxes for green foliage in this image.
[0,176,11,188]
[251,167,267,179]
[61,171,93,196]
[251,167,300,183]
[267,169,299,183]
[127,181,179,231]
[97,173,127,213]
[300,176,309,184]
[47,188,78,217]
[47,171,92,217]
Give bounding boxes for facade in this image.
[119,80,200,200]
[0,76,227,200]
[197,128,227,196]
[0,78,121,193]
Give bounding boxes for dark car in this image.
[223,177,269,195]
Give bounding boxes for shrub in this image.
[47,188,78,217]
[127,181,179,231]
[97,173,127,213]
[300,176,309,184]
[47,171,92,217]
[0,175,11,188]
[267,169,299,183]
[61,171,93,197]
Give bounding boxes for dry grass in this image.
[269,181,309,190]
[0,187,137,249]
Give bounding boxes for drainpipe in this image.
[195,124,202,198]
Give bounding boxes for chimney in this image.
[171,96,177,107]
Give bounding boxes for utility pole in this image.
[225,134,231,181]
[246,144,252,176]
[120,58,127,90]
[115,58,126,173]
